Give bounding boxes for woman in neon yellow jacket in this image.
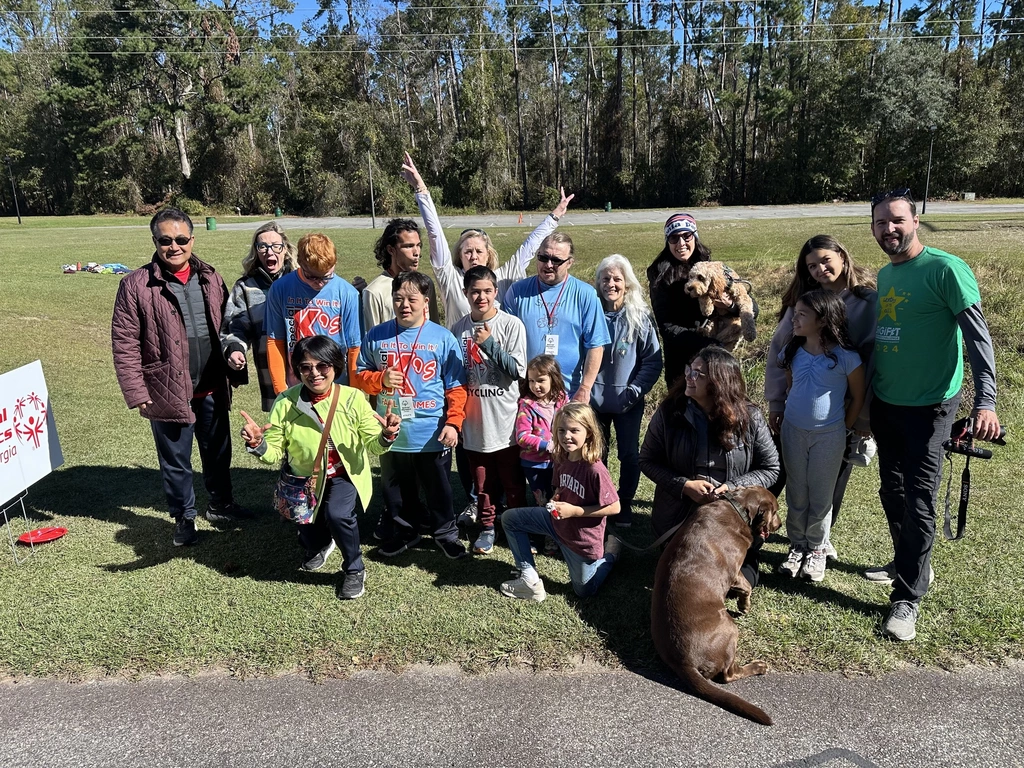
[241,335,401,600]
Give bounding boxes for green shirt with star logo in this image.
[873,246,981,406]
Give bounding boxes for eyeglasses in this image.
[255,242,285,254]
[871,188,913,208]
[668,232,695,244]
[154,235,193,247]
[460,228,487,237]
[301,266,335,285]
[297,361,332,377]
[537,254,570,266]
[684,367,707,381]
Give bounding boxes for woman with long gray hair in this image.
[221,221,297,411]
[590,254,663,527]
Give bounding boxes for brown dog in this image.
[683,261,758,350]
[651,486,782,726]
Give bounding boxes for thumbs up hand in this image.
[473,321,491,345]
[239,410,270,448]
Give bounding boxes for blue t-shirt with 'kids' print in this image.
[266,271,361,385]
[357,320,467,453]
[778,345,862,430]
[502,275,610,394]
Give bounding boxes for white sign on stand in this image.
[1,360,64,507]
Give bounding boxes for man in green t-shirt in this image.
[866,189,1001,642]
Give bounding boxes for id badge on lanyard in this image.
[544,333,559,356]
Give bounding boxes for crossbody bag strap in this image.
[309,385,341,487]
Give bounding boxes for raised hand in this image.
[400,151,426,192]
[472,321,491,345]
[382,400,402,440]
[552,187,575,219]
[239,410,270,447]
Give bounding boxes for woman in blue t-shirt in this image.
[775,290,865,583]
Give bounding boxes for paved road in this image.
[208,201,1024,232]
[2,665,1021,767]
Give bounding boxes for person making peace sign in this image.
[240,335,401,601]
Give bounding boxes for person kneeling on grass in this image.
[500,402,622,602]
[239,335,402,600]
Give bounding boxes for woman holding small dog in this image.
[647,214,755,388]
[639,346,779,586]
[764,234,877,552]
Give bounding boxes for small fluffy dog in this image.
[651,486,782,726]
[683,262,757,350]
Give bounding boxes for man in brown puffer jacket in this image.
[112,208,251,547]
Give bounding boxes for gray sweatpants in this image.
[781,420,847,551]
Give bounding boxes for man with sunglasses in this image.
[866,189,1000,642]
[503,233,610,401]
[112,208,250,547]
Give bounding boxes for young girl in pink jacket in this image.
[516,355,569,504]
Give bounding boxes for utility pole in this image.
[367,151,376,229]
[4,156,21,224]
[923,125,937,215]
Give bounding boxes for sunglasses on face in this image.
[256,242,285,254]
[537,254,570,266]
[460,228,487,237]
[155,235,193,247]
[684,367,707,381]
[298,361,332,377]
[668,232,695,244]
[871,187,913,208]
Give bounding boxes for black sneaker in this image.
[378,532,421,557]
[336,570,366,600]
[435,537,469,560]
[204,501,254,524]
[300,540,336,572]
[173,516,198,547]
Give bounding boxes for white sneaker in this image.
[863,561,934,587]
[777,548,804,577]
[499,576,547,602]
[823,540,838,561]
[800,549,827,582]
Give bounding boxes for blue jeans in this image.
[596,404,644,522]
[501,506,617,597]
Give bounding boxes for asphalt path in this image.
[1,664,1021,767]
[207,201,1024,232]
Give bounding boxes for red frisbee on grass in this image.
[17,527,68,545]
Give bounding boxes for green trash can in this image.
[605,202,612,212]
[205,216,217,231]
[275,207,283,217]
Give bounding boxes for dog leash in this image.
[614,491,748,553]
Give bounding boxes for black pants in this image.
[150,390,233,520]
[871,393,961,604]
[768,431,854,527]
[296,475,363,574]
[379,450,458,543]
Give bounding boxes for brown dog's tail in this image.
[677,666,773,726]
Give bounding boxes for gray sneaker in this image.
[863,561,934,587]
[336,570,366,600]
[499,576,547,602]
[882,600,920,641]
[301,540,336,571]
[604,534,623,562]
[777,547,804,577]
[472,528,495,554]
[800,549,827,582]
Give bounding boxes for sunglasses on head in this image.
[155,235,193,247]
[668,231,695,244]
[460,228,487,237]
[871,188,913,208]
[537,254,570,266]
[298,361,332,377]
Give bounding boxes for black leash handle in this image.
[943,453,970,541]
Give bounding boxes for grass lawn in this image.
[1,212,1022,680]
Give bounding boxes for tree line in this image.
[1,0,1022,218]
